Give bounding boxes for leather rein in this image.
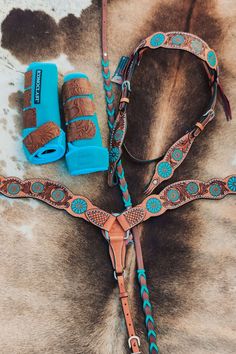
[0,2,234,354]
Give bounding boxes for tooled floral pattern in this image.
[23,122,60,154]
[62,78,92,102]
[67,120,96,142]
[64,98,95,122]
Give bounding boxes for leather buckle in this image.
[128,335,141,349]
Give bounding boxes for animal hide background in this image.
[0,0,235,353]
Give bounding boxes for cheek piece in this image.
[0,1,235,354]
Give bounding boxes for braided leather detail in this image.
[137,270,159,353]
[85,209,110,228]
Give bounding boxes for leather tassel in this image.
[217,82,232,121]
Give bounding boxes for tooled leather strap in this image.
[23,121,61,154]
[62,78,92,103]
[117,175,236,230]
[109,31,231,186]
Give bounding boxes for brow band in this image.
[24,70,32,89]
[23,121,60,154]
[23,108,37,128]
[62,78,92,102]
[143,31,217,69]
[67,120,96,142]
[23,89,32,109]
[63,97,96,122]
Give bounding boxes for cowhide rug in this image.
[0,1,235,353]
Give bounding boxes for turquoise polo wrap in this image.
[62,73,109,175]
[22,62,66,164]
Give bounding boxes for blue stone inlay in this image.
[190,39,203,55]
[109,147,120,163]
[71,198,88,214]
[150,33,165,47]
[207,50,217,67]
[7,182,20,195]
[172,34,185,46]
[167,189,180,202]
[209,183,222,197]
[186,182,199,195]
[114,129,123,142]
[171,148,183,161]
[146,198,162,214]
[51,189,65,202]
[31,182,44,194]
[157,161,173,179]
[227,176,236,192]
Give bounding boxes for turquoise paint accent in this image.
[157,161,172,179]
[209,183,222,197]
[227,176,236,192]
[150,33,165,47]
[101,59,109,67]
[146,198,162,213]
[108,121,113,130]
[109,147,120,163]
[117,169,124,179]
[186,182,199,195]
[114,129,123,141]
[51,189,65,202]
[148,329,157,339]
[7,182,20,195]
[167,188,180,202]
[145,315,154,325]
[31,182,44,194]
[137,269,146,281]
[172,34,185,45]
[71,198,88,214]
[150,342,159,352]
[171,148,183,161]
[102,70,110,80]
[207,50,217,67]
[123,196,132,208]
[190,39,203,55]
[120,184,128,192]
[141,285,149,296]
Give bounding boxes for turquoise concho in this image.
[171,148,183,161]
[31,182,44,194]
[150,33,165,47]
[172,34,185,46]
[157,161,173,179]
[186,182,199,195]
[51,189,65,202]
[227,176,236,192]
[146,197,162,214]
[167,188,180,202]
[71,198,88,214]
[190,39,203,55]
[109,147,120,163]
[207,50,217,68]
[209,183,222,197]
[7,182,20,195]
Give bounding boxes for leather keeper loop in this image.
[67,120,96,143]
[119,291,128,299]
[64,97,96,122]
[195,122,204,131]
[120,97,130,103]
[62,78,92,102]
[23,121,60,154]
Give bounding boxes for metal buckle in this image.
[114,270,126,280]
[128,335,141,349]
[122,80,131,92]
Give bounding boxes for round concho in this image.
[114,129,123,142]
[171,148,183,161]
[109,147,120,163]
[207,50,217,68]
[146,197,162,214]
[209,183,222,197]
[190,39,203,55]
[167,188,180,202]
[150,33,165,47]
[7,182,20,195]
[172,34,185,46]
[71,198,88,214]
[157,161,173,179]
[51,189,65,202]
[227,176,236,192]
[186,182,199,195]
[31,182,44,194]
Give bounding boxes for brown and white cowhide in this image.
[0,1,235,353]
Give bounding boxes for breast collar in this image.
[0,2,235,354]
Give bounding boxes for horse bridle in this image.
[0,2,235,353]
